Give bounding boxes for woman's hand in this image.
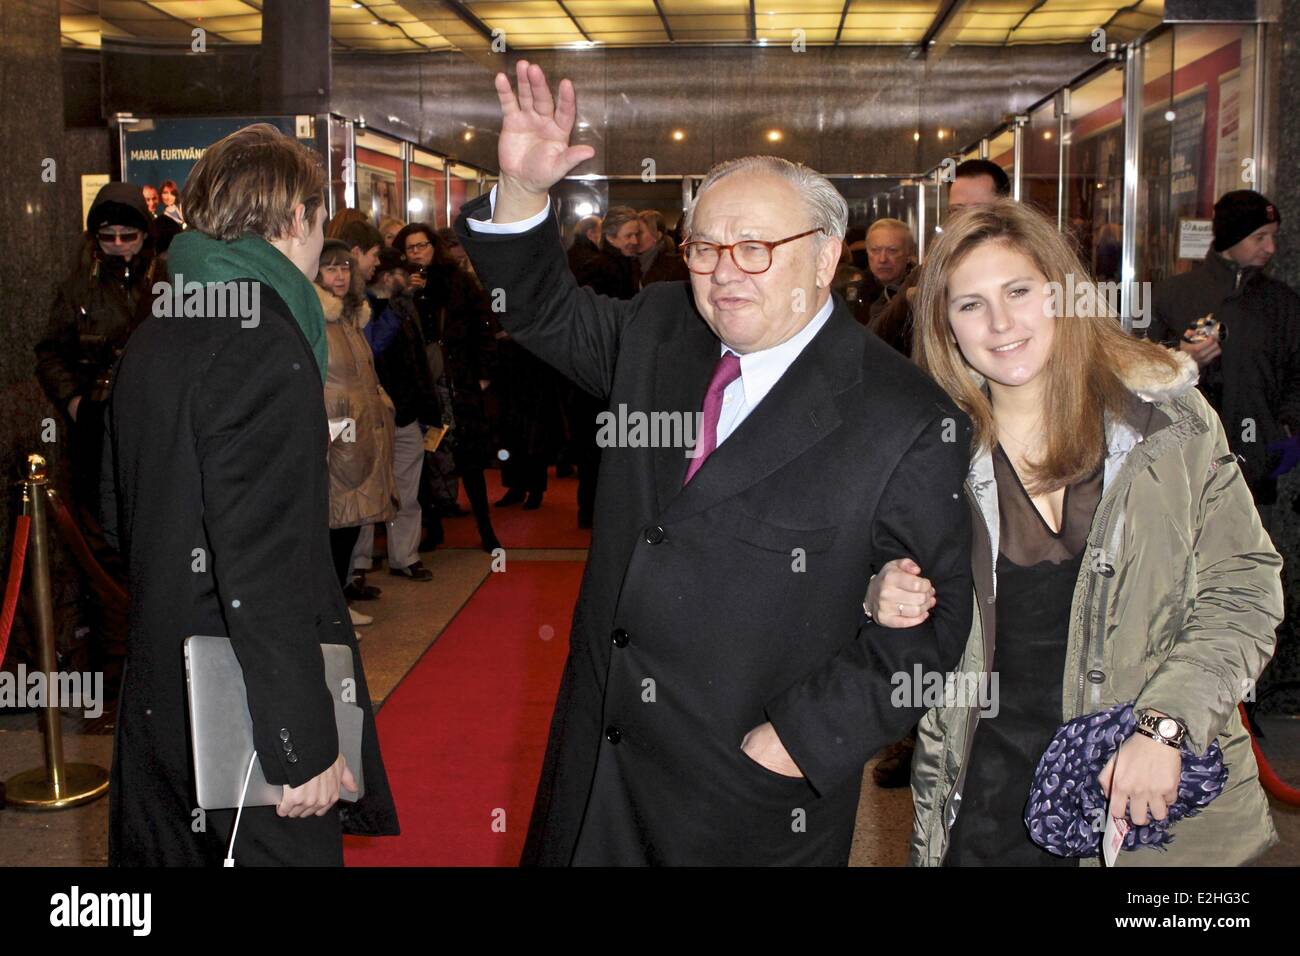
[1099,730,1182,826]
[863,558,934,628]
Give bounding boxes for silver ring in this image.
[898,603,905,615]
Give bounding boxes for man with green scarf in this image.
[103,124,398,867]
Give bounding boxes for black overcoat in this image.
[104,281,398,866]
[457,196,973,866]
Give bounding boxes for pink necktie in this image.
[684,351,742,485]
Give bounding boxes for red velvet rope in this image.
[1239,702,1300,807]
[0,514,31,665]
[47,495,128,607]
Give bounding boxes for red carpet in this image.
[440,466,592,550]
[343,560,582,866]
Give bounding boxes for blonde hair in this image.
[182,123,326,242]
[913,199,1180,493]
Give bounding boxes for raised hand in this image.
[493,60,595,221]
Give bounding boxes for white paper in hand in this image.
[1102,802,1130,867]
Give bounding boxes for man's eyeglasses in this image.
[680,228,823,275]
[405,240,433,254]
[97,230,142,245]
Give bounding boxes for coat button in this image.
[279,729,290,741]
[1096,563,1115,578]
[283,740,294,752]
[1087,670,1106,683]
[286,752,299,764]
[605,725,622,744]
[644,525,665,544]
[611,628,630,647]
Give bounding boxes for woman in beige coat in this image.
[316,240,397,603]
[867,200,1280,866]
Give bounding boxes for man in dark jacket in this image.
[576,206,643,298]
[104,124,397,866]
[638,209,690,285]
[567,214,602,275]
[366,247,443,571]
[461,61,972,866]
[38,182,161,515]
[1147,190,1300,529]
[863,218,914,325]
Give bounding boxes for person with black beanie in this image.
[1148,189,1300,527]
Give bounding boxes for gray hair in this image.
[866,217,915,252]
[601,205,641,241]
[683,155,848,244]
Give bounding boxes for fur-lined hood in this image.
[314,281,371,329]
[1121,347,1198,403]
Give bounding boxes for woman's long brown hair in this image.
[912,199,1181,494]
[316,246,368,324]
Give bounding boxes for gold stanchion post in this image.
[4,453,109,809]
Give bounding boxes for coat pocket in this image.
[727,509,839,555]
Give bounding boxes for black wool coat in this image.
[457,196,973,866]
[104,281,398,866]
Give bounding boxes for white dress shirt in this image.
[468,184,835,449]
[714,297,832,447]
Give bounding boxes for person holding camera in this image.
[1147,190,1300,533]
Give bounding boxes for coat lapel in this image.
[651,312,719,515]
[656,300,862,525]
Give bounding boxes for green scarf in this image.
[166,231,328,382]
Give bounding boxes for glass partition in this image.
[323,114,354,216]
[449,163,481,223]
[988,127,1015,177]
[1065,62,1126,281]
[1022,100,1061,223]
[409,147,446,228]
[1137,23,1261,283]
[355,129,405,226]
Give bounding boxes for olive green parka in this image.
[910,350,1281,866]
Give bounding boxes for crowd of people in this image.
[37,171,702,651]
[31,57,1298,866]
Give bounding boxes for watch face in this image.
[1158,718,1179,739]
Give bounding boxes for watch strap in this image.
[1134,724,1182,749]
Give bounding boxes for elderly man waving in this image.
[456,61,973,867]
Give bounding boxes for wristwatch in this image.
[1134,710,1187,749]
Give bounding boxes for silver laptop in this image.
[184,635,365,810]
